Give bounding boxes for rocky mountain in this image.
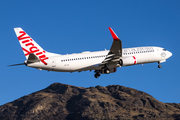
[0,83,180,120]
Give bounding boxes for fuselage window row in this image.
[123,50,154,55]
[61,50,155,62]
[61,55,107,62]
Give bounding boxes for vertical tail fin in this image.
[14,27,49,65]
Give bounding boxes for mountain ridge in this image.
[0,83,180,120]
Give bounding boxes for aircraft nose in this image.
[168,51,172,58]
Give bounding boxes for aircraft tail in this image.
[14,27,49,65]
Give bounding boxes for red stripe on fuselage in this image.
[133,56,136,64]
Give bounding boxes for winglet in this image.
[108,27,120,41]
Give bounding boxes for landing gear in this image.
[158,62,162,68]
[104,69,110,74]
[94,64,110,78]
[158,64,162,68]
[94,72,101,78]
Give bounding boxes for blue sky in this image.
[0,1,179,105]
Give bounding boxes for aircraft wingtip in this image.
[108,27,120,41]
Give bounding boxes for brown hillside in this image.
[0,83,180,120]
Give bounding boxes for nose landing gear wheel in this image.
[158,65,162,68]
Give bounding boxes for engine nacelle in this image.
[121,56,137,66]
[101,68,117,74]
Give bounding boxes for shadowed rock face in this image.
[0,83,180,120]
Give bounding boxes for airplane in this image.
[9,27,172,78]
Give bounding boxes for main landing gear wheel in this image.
[158,65,162,68]
[94,72,101,78]
[104,69,110,74]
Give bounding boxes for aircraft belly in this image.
[70,59,102,71]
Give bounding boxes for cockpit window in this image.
[162,49,166,51]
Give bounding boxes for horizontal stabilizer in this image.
[8,53,39,67]
[8,63,25,67]
[27,53,40,63]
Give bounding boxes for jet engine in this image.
[121,56,137,66]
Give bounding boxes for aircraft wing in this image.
[101,27,122,64]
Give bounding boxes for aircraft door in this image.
[52,59,56,67]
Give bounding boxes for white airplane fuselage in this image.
[12,27,172,78]
[27,46,172,72]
